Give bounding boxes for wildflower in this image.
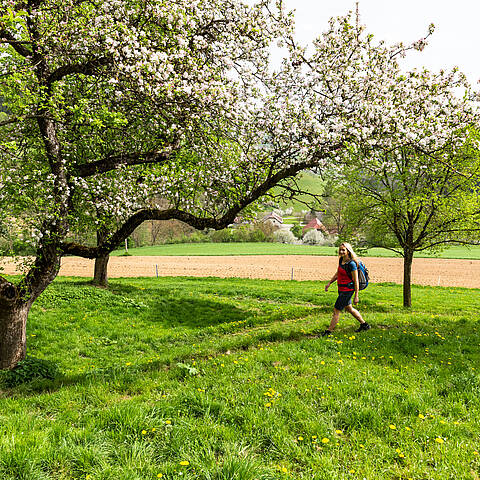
[335,430,343,435]
[157,474,163,478]
[418,414,425,419]
[151,428,156,432]
[280,466,288,473]
[297,436,304,441]
[389,424,396,430]
[474,451,479,456]
[141,430,147,435]
[165,420,172,425]
[435,437,444,444]
[179,460,190,466]
[321,438,329,444]
[265,402,272,408]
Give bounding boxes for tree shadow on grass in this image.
[145,295,251,329]
[6,315,477,397]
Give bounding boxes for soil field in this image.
[2,255,480,288]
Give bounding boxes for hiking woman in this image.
[322,242,370,336]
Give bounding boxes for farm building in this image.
[302,217,328,234]
[261,212,283,227]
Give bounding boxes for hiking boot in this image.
[355,322,371,333]
[320,329,333,337]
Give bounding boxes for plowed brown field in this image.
[2,255,479,288]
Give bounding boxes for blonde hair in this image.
[339,242,359,266]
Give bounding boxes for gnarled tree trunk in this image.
[0,280,32,369]
[0,244,61,369]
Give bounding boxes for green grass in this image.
[1,276,479,479]
[112,242,480,259]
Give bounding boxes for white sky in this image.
[275,0,480,86]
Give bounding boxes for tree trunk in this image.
[92,226,110,287]
[93,254,110,287]
[0,282,31,369]
[403,249,414,308]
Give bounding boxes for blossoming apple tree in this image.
[0,0,469,368]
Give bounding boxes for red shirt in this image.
[337,260,357,292]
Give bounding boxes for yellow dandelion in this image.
[157,474,163,478]
[473,451,479,456]
[335,430,343,435]
[418,414,425,419]
[165,420,171,425]
[435,437,444,444]
[265,402,272,408]
[297,436,304,441]
[389,424,396,430]
[141,430,147,435]
[321,438,329,444]
[151,428,156,432]
[280,466,288,473]
[179,460,190,466]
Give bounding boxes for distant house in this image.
[302,217,328,234]
[262,212,283,227]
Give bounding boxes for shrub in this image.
[274,229,297,244]
[302,229,326,245]
[2,357,59,387]
[290,224,303,239]
[207,223,276,243]
[209,229,234,243]
[250,221,276,242]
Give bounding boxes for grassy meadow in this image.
[1,276,479,479]
[112,242,480,260]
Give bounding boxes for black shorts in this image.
[334,291,354,311]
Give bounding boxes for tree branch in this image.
[0,30,32,57]
[74,149,175,177]
[47,56,112,84]
[62,154,330,258]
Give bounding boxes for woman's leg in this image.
[327,307,341,331]
[344,304,366,324]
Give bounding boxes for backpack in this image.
[346,261,369,290]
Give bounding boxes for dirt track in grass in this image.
[2,255,479,288]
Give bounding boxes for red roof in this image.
[302,218,328,233]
